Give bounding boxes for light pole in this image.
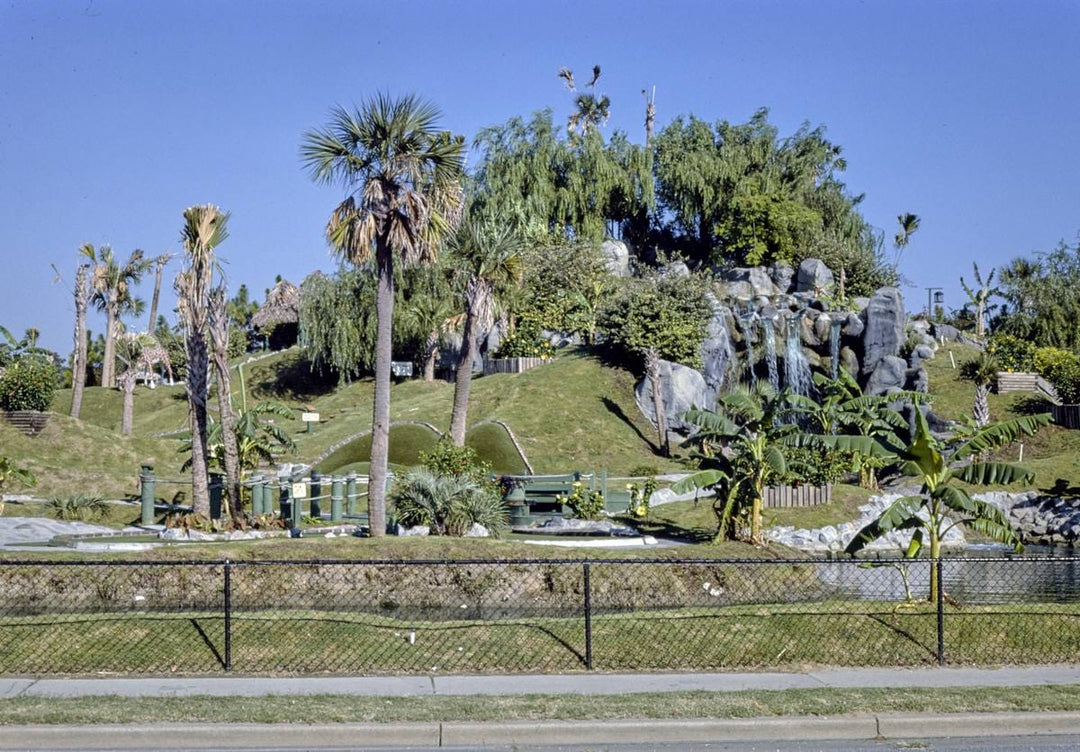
[926,287,944,320]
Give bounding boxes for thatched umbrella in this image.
[252,279,300,349]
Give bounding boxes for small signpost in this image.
[391,361,414,380]
[301,412,320,434]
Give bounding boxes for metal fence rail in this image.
[1,557,1079,675]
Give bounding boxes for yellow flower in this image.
[625,483,635,490]
[635,505,647,517]
[572,481,583,488]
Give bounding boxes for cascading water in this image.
[830,318,843,379]
[784,314,814,400]
[741,314,758,386]
[762,316,779,392]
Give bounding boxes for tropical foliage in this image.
[390,468,508,537]
[994,236,1080,350]
[0,352,59,412]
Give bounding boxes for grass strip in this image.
[3,685,1080,725]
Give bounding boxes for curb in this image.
[2,712,1080,749]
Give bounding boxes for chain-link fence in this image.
[2,557,1079,675]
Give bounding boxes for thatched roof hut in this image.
[251,280,299,331]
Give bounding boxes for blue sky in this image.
[2,0,1078,354]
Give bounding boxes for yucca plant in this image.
[391,468,508,537]
[47,494,107,522]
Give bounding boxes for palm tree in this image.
[673,384,799,544]
[401,291,459,382]
[176,204,230,518]
[644,347,669,457]
[209,287,242,521]
[448,217,523,445]
[560,64,610,137]
[826,409,1048,602]
[892,212,920,276]
[86,245,151,388]
[146,252,173,333]
[70,257,91,419]
[114,330,157,436]
[961,353,999,428]
[959,262,997,339]
[301,94,465,536]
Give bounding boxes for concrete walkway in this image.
[3,665,1080,698]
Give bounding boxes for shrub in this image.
[492,326,556,359]
[626,476,658,517]
[987,333,1035,372]
[47,494,107,521]
[419,440,493,488]
[560,481,606,520]
[1034,347,1080,404]
[0,356,59,412]
[391,468,508,536]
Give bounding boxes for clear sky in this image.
[2,0,1078,355]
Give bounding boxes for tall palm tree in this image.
[209,287,242,521]
[87,245,151,388]
[70,256,91,419]
[401,291,459,382]
[115,330,157,436]
[960,262,997,339]
[448,217,523,445]
[147,252,173,333]
[891,212,920,276]
[559,64,610,137]
[176,205,230,518]
[301,94,465,536]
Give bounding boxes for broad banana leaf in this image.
[952,461,1035,487]
[952,414,1050,461]
[671,469,729,495]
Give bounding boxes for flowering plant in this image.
[626,477,659,517]
[559,481,605,520]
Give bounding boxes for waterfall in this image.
[762,317,779,392]
[830,318,842,379]
[741,314,757,387]
[784,315,814,400]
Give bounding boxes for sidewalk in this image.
[3,664,1080,698]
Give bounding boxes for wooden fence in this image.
[1052,404,1080,430]
[483,357,546,376]
[763,484,832,508]
[1,411,49,437]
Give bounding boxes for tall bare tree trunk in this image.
[120,371,135,435]
[71,264,89,419]
[368,239,394,537]
[449,307,480,446]
[209,289,242,521]
[148,258,166,333]
[645,347,669,456]
[423,329,439,382]
[185,327,211,517]
[102,297,118,388]
[974,384,991,427]
[976,299,986,339]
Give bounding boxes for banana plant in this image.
[673,383,800,544]
[0,456,35,516]
[808,408,1049,601]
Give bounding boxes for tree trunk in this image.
[974,384,990,427]
[119,372,135,435]
[102,297,118,388]
[976,299,986,339]
[750,476,764,544]
[449,307,480,446]
[929,530,941,604]
[645,348,668,456]
[367,237,394,538]
[422,330,439,382]
[71,265,89,420]
[148,261,165,333]
[186,331,211,518]
[209,291,243,521]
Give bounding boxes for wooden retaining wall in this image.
[1052,404,1080,430]
[483,357,546,376]
[996,372,1039,394]
[763,484,832,508]
[1,411,49,437]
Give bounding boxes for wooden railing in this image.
[483,357,546,375]
[763,484,832,508]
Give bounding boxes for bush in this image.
[560,482,606,520]
[47,494,107,521]
[419,440,493,488]
[492,326,556,359]
[1034,347,1080,404]
[987,333,1035,372]
[0,356,59,412]
[391,468,508,536]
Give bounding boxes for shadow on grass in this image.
[190,617,226,670]
[1011,394,1055,416]
[601,397,660,454]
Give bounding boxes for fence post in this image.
[249,474,263,517]
[936,558,945,665]
[310,470,322,519]
[139,464,155,525]
[346,473,358,516]
[583,562,593,670]
[209,472,224,520]
[223,559,232,672]
[331,476,344,522]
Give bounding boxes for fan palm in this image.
[400,290,460,382]
[301,94,465,536]
[447,217,524,445]
[176,204,230,518]
[146,252,173,333]
[85,245,151,388]
[960,353,999,428]
[114,330,157,436]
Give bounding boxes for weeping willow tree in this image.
[298,268,378,383]
[651,108,890,290]
[470,110,653,243]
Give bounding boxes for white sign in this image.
[301,412,320,423]
[291,482,308,499]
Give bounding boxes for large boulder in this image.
[700,296,736,397]
[841,312,864,339]
[719,267,779,298]
[796,259,835,296]
[865,355,907,396]
[861,287,906,376]
[635,360,710,435]
[600,239,631,277]
[839,346,860,377]
[771,262,795,294]
[661,261,691,280]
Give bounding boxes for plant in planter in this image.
[987,333,1035,373]
[1035,348,1080,404]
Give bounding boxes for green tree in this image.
[0,456,35,516]
[673,384,800,543]
[891,212,920,276]
[447,217,524,446]
[114,330,157,436]
[558,64,611,137]
[301,94,466,536]
[176,204,230,518]
[820,410,1048,601]
[85,245,151,388]
[960,263,997,339]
